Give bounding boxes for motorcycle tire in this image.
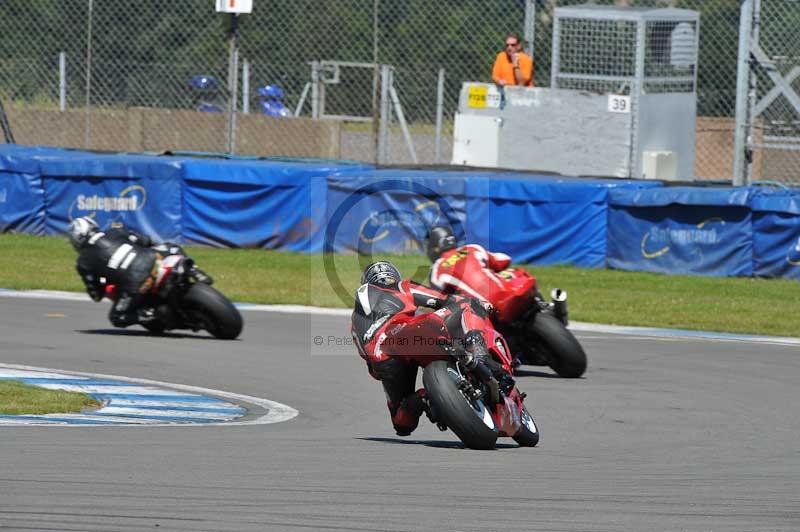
[422,360,498,450]
[181,283,243,340]
[528,312,587,378]
[512,405,539,447]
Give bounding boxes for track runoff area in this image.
[0,290,797,531]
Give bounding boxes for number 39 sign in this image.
[608,94,631,114]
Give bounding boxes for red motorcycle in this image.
[103,254,243,340]
[380,307,539,450]
[488,268,587,378]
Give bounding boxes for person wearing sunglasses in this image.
[492,33,534,87]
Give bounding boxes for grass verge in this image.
[0,233,798,338]
[0,380,101,415]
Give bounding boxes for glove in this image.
[469,297,492,318]
[463,330,489,359]
[446,295,464,311]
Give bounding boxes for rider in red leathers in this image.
[426,226,587,378]
[426,226,517,308]
[351,261,509,437]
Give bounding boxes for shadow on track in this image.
[77,329,219,340]
[512,367,564,378]
[357,437,520,450]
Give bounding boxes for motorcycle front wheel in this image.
[528,312,587,378]
[181,283,243,340]
[512,405,539,447]
[422,360,498,450]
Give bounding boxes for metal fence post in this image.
[372,0,380,164]
[226,13,240,155]
[434,68,445,164]
[630,17,647,179]
[524,0,536,58]
[378,64,392,164]
[0,99,15,143]
[59,52,67,112]
[84,0,94,149]
[311,61,320,120]
[733,0,755,186]
[242,59,250,115]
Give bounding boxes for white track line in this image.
[1,288,798,346]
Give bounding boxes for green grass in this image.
[0,380,101,415]
[1,233,799,337]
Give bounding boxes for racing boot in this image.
[464,330,516,396]
[189,264,213,284]
[108,294,140,328]
[136,307,156,324]
[391,389,428,436]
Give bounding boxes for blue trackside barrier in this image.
[1,145,183,243]
[1,143,799,279]
[181,158,366,252]
[465,174,662,268]
[607,186,755,277]
[752,189,800,279]
[0,149,45,234]
[325,169,470,255]
[325,170,661,266]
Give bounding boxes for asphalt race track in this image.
[0,296,798,531]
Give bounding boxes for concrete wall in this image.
[4,105,794,182]
[4,105,342,159]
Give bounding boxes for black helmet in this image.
[67,216,99,251]
[426,226,457,262]
[361,261,401,287]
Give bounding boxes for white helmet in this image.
[68,216,99,250]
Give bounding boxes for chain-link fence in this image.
[747,0,800,185]
[0,0,797,184]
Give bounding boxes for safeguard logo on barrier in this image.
[359,200,445,245]
[640,218,724,260]
[68,185,147,221]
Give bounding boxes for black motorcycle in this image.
[103,254,243,340]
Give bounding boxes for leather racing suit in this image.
[428,244,514,308]
[75,227,159,327]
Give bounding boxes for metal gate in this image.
[735,0,800,185]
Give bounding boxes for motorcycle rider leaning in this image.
[351,261,512,437]
[68,217,209,328]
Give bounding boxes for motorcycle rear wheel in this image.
[528,313,587,378]
[181,283,243,340]
[422,360,498,450]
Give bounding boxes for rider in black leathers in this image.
[68,217,205,328]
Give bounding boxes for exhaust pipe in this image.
[550,288,568,325]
